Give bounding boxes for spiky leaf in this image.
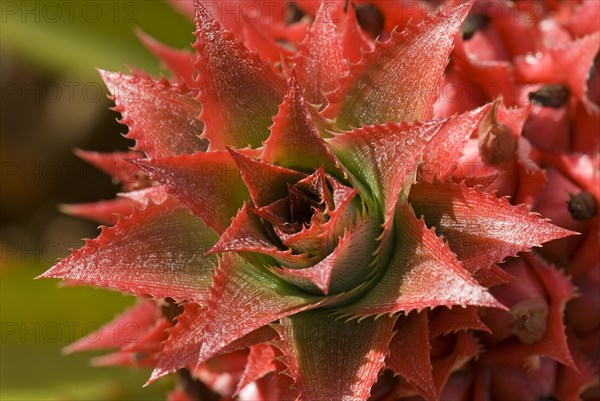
[99,70,207,157]
[324,2,473,129]
[39,198,218,303]
[276,309,397,401]
[338,204,502,318]
[132,151,251,234]
[409,181,576,273]
[193,2,286,149]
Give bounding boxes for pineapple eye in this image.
[528,84,570,109]
[478,123,516,165]
[284,1,304,24]
[567,192,597,221]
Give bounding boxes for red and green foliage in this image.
[41,0,599,399]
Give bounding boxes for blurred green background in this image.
[1,1,194,399]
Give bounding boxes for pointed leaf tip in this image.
[150,303,278,385]
[75,149,144,188]
[420,103,495,181]
[324,1,473,129]
[136,30,196,88]
[193,0,286,150]
[64,300,160,354]
[262,74,340,174]
[341,4,374,64]
[39,198,218,303]
[339,204,503,318]
[228,148,305,207]
[60,198,136,226]
[293,2,348,106]
[409,181,578,274]
[131,151,250,234]
[387,312,436,401]
[187,254,325,367]
[98,70,207,157]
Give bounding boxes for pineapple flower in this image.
[39,0,598,400]
[436,0,599,134]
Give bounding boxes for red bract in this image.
[41,0,598,400]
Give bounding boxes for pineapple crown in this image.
[40,0,600,400]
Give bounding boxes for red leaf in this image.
[137,30,196,88]
[420,103,494,181]
[328,120,445,230]
[234,170,359,261]
[235,344,279,396]
[524,254,577,368]
[152,254,327,382]
[387,311,436,401]
[273,214,381,295]
[60,198,136,226]
[132,151,251,234]
[198,254,326,361]
[567,0,600,38]
[251,197,293,230]
[193,1,286,149]
[515,32,600,113]
[275,179,359,256]
[64,299,160,353]
[478,357,556,401]
[428,306,490,339]
[276,309,397,401]
[431,332,481,397]
[368,0,429,33]
[118,186,169,206]
[294,167,334,210]
[338,204,502,318]
[294,0,345,19]
[228,149,306,207]
[122,317,171,354]
[151,303,277,383]
[92,317,171,368]
[340,5,374,64]
[38,197,218,303]
[293,3,348,106]
[473,263,514,288]
[99,70,207,157]
[573,103,600,155]
[262,75,340,174]
[249,371,298,401]
[409,181,576,274]
[449,38,516,109]
[91,351,153,368]
[260,18,310,44]
[555,349,600,401]
[193,0,294,30]
[323,1,473,129]
[209,204,314,268]
[75,149,144,188]
[491,102,530,143]
[241,21,293,64]
[485,255,577,369]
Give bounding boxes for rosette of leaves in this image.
[41,1,576,399]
